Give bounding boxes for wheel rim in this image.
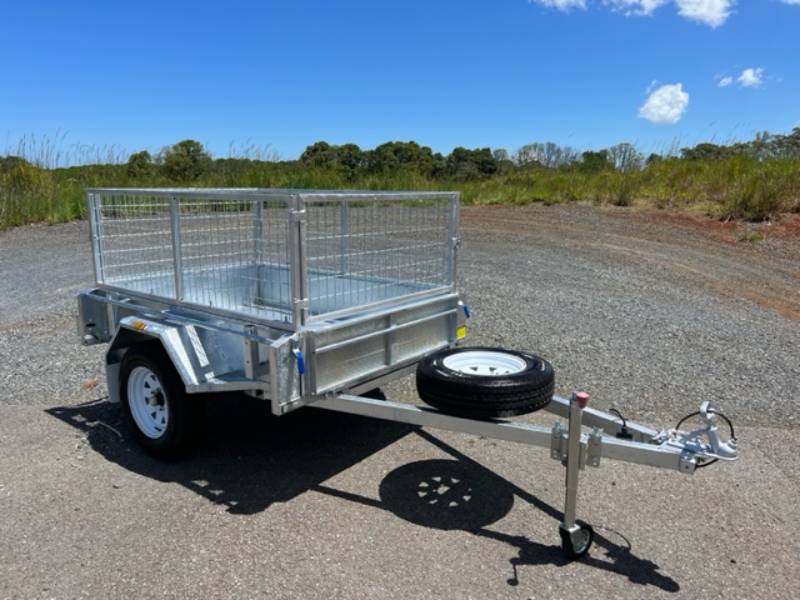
[573,528,591,554]
[442,350,527,376]
[127,366,169,439]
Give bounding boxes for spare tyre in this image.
[416,347,554,419]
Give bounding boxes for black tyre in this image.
[119,343,202,459]
[559,522,594,559]
[416,346,554,419]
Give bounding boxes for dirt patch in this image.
[632,209,800,244]
[633,210,741,244]
[754,213,800,240]
[462,204,800,321]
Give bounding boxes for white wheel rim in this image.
[442,350,527,376]
[127,366,169,439]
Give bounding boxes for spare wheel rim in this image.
[127,366,169,439]
[442,350,527,376]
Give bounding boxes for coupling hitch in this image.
[659,401,738,468]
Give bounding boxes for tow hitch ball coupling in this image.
[664,401,739,464]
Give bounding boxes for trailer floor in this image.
[1,204,799,599]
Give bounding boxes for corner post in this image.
[288,194,309,328]
[339,199,350,275]
[446,193,460,287]
[169,195,184,301]
[253,199,265,303]
[87,191,105,284]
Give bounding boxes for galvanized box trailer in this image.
[77,188,737,559]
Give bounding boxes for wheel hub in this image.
[127,366,169,439]
[442,350,527,376]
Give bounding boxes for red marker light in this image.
[574,391,590,409]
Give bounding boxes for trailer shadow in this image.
[47,398,679,592]
[47,397,415,515]
[384,430,680,592]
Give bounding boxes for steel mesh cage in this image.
[302,194,454,317]
[95,193,176,298]
[88,188,458,327]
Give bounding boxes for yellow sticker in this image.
[131,320,147,331]
[456,325,467,340]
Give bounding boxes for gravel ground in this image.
[1,205,798,599]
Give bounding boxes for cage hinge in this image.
[293,349,306,375]
[290,209,307,223]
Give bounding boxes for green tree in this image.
[579,150,611,174]
[366,141,439,175]
[680,143,732,161]
[299,141,365,178]
[513,142,579,168]
[493,149,515,175]
[755,127,800,160]
[645,153,662,166]
[126,150,152,178]
[0,156,29,171]
[161,140,211,181]
[335,143,365,173]
[607,143,644,172]
[493,149,509,162]
[300,141,337,168]
[446,147,497,180]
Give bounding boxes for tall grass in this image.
[1,140,799,229]
[455,158,800,219]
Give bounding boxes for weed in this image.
[738,231,766,242]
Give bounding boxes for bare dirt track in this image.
[462,205,800,320]
[1,204,799,599]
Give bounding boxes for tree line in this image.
[2,128,798,184]
[120,128,800,182]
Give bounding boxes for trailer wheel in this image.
[559,523,594,559]
[119,344,201,459]
[416,347,554,418]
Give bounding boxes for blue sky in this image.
[1,0,798,162]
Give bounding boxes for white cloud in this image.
[639,83,690,125]
[532,0,738,27]
[780,0,800,5]
[674,0,735,27]
[529,0,587,10]
[717,68,767,89]
[604,0,669,15]
[737,67,764,88]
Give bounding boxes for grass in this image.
[738,231,766,243]
[2,150,799,229]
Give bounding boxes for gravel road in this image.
[1,204,798,599]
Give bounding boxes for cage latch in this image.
[293,349,305,375]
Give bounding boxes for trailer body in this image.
[78,188,464,413]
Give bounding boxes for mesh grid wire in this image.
[304,196,452,315]
[93,191,454,323]
[178,198,291,318]
[97,194,176,297]
[95,193,292,322]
